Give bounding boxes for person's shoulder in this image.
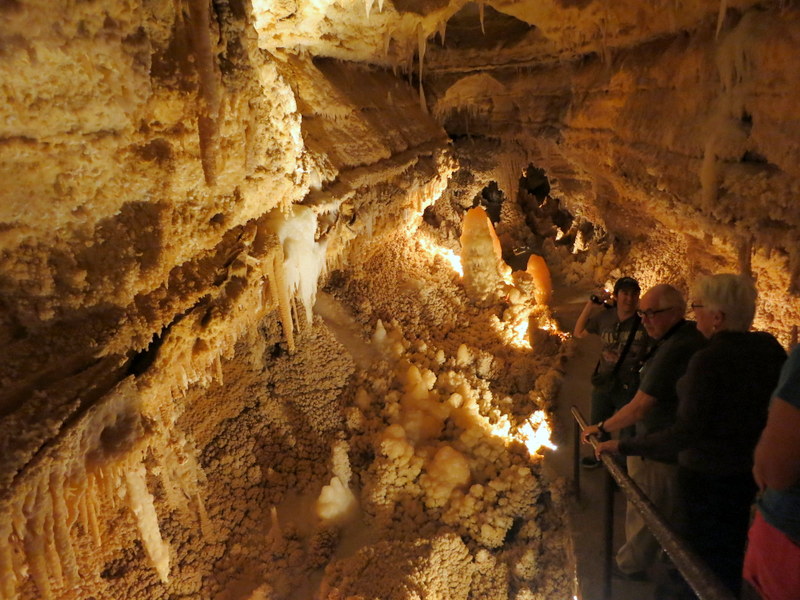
[672,321,707,348]
[748,331,788,357]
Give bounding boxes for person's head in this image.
[637,284,686,339]
[613,276,640,314]
[690,273,756,338]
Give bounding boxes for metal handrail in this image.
[571,406,737,600]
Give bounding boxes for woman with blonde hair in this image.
[596,273,786,596]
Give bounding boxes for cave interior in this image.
[1,0,799,599]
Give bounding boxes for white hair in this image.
[692,273,757,332]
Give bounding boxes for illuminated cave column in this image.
[459,206,509,306]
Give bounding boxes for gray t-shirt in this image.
[586,308,650,388]
[636,320,707,461]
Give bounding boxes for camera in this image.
[590,294,614,308]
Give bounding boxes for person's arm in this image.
[573,299,600,338]
[616,352,711,458]
[753,397,800,492]
[581,389,657,443]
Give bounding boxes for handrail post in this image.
[573,417,581,501]
[603,466,614,600]
[570,405,737,600]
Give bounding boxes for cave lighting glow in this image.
[490,410,557,453]
[508,317,532,349]
[418,236,464,276]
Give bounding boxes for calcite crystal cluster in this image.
[2,0,800,599]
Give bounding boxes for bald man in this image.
[581,284,707,580]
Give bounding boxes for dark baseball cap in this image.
[614,277,641,294]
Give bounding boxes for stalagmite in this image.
[526,255,552,305]
[316,476,358,523]
[459,207,507,306]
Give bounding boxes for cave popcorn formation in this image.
[0,159,571,600]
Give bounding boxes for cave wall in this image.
[1,0,800,599]
[425,2,800,341]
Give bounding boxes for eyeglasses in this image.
[636,307,673,319]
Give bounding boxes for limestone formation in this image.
[1,1,799,599]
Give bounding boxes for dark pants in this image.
[678,467,757,598]
[590,381,636,440]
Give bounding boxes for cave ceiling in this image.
[252,0,800,294]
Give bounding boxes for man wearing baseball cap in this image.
[574,276,650,468]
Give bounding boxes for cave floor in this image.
[545,287,661,600]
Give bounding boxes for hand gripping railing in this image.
[571,406,736,600]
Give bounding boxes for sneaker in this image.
[581,456,601,469]
[612,565,649,582]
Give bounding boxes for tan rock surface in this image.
[1,0,799,599]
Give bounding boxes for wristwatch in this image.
[597,421,607,434]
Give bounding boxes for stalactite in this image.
[195,492,215,542]
[269,240,296,352]
[715,0,728,39]
[789,250,800,295]
[23,481,53,600]
[63,468,83,532]
[124,461,170,584]
[496,153,525,208]
[77,486,90,541]
[479,2,485,35]
[42,475,64,590]
[214,353,224,385]
[267,205,329,343]
[365,0,374,18]
[0,518,17,600]
[187,0,221,186]
[438,19,447,46]
[700,138,719,211]
[100,466,118,512]
[266,237,295,353]
[156,447,188,513]
[85,473,103,548]
[384,31,392,58]
[49,465,79,586]
[418,24,428,113]
[738,237,753,279]
[265,505,283,548]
